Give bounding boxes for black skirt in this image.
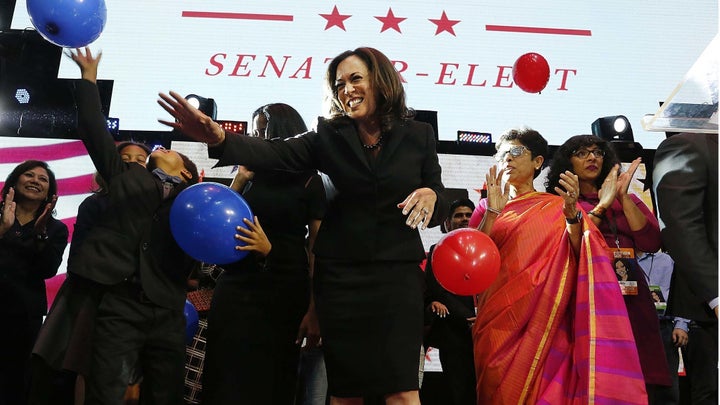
[314,259,424,397]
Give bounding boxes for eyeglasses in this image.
[572,148,606,159]
[494,145,529,162]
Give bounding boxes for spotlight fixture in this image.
[457,130,492,143]
[106,117,120,139]
[185,94,217,120]
[14,88,30,104]
[591,115,634,142]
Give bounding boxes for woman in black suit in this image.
[0,160,69,404]
[160,47,445,404]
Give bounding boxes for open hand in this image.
[235,216,271,256]
[66,47,101,83]
[485,165,509,213]
[157,91,225,145]
[398,187,437,230]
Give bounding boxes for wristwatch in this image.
[565,211,582,224]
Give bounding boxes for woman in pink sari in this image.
[468,128,647,404]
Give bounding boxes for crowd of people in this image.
[0,44,715,405]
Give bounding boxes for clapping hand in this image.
[0,187,16,236]
[616,157,642,199]
[485,165,509,213]
[34,195,58,237]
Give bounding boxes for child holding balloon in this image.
[32,48,264,405]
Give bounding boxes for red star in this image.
[320,6,351,31]
[429,11,460,36]
[375,8,407,33]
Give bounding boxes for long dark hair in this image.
[324,47,410,132]
[252,103,308,140]
[545,134,620,194]
[1,160,58,218]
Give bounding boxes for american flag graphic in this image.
[1,137,97,306]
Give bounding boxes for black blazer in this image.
[212,116,446,262]
[653,133,718,322]
[0,216,68,316]
[70,79,195,311]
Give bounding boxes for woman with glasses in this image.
[467,128,646,404]
[546,134,672,401]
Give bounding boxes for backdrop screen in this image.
[10,0,718,149]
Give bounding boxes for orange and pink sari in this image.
[472,192,647,404]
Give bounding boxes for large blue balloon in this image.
[184,299,199,345]
[170,182,254,265]
[27,0,107,48]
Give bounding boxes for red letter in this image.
[229,54,257,77]
[290,57,313,79]
[391,60,409,83]
[555,68,576,91]
[259,55,291,78]
[436,63,459,85]
[463,64,487,87]
[492,65,513,88]
[205,53,226,76]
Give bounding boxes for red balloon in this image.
[431,228,501,296]
[512,52,550,93]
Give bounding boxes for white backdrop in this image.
[11,0,718,149]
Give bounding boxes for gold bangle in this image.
[487,207,502,215]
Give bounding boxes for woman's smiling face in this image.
[335,55,377,123]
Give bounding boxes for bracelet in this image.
[588,210,604,219]
[592,206,606,216]
[486,207,502,215]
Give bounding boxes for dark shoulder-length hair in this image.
[323,47,410,132]
[253,103,308,140]
[2,160,58,218]
[496,127,549,179]
[545,134,621,194]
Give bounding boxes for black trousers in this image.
[84,286,185,405]
[647,319,680,405]
[0,315,41,405]
[684,321,718,405]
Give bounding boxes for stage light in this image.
[185,94,217,120]
[457,130,492,143]
[591,115,634,142]
[15,88,30,104]
[217,120,247,135]
[106,117,120,139]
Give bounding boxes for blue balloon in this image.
[170,182,254,265]
[184,299,199,345]
[27,0,107,48]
